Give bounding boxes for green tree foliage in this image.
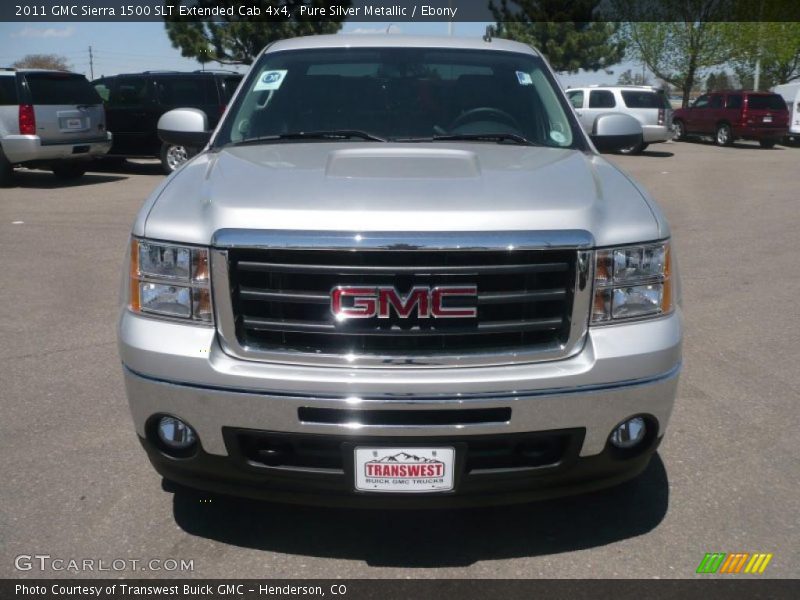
[611,1,732,107]
[12,54,70,70]
[491,0,625,73]
[723,22,800,89]
[162,1,350,65]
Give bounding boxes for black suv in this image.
[92,71,242,173]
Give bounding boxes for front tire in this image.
[715,123,733,146]
[51,163,87,180]
[160,143,189,174]
[759,139,777,149]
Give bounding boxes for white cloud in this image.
[350,25,403,34]
[13,26,76,39]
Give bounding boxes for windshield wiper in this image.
[397,132,539,146]
[231,130,387,146]
[429,133,538,145]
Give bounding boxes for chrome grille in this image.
[212,231,593,368]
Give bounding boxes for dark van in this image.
[93,71,242,173]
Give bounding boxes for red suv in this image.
[673,91,789,148]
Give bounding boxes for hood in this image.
[140,142,666,247]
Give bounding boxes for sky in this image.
[0,21,646,88]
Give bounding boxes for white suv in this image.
[566,85,674,154]
[0,68,111,185]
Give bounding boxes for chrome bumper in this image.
[2,133,112,164]
[119,309,682,458]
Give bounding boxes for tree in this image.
[163,1,351,65]
[12,54,70,71]
[612,1,731,107]
[491,0,625,73]
[617,68,651,86]
[723,22,800,89]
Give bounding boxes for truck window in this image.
[747,94,788,111]
[726,94,742,109]
[23,73,101,105]
[0,76,18,105]
[589,90,615,108]
[110,77,150,106]
[567,90,584,109]
[621,90,666,109]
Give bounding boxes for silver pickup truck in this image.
[118,35,682,507]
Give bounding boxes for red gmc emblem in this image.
[331,286,478,320]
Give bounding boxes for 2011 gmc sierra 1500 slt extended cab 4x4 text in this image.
[118,35,682,507]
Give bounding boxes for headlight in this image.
[592,241,673,324]
[129,238,212,323]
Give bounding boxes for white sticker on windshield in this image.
[516,71,533,85]
[550,130,567,144]
[254,70,288,91]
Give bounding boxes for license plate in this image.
[763,115,773,123]
[65,118,83,129]
[354,447,455,493]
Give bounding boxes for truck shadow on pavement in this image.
[10,169,127,188]
[170,453,669,567]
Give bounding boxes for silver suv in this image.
[0,68,111,185]
[566,85,674,154]
[119,36,682,507]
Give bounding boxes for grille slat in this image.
[239,286,567,306]
[240,287,330,304]
[242,316,564,335]
[236,260,568,275]
[227,246,577,358]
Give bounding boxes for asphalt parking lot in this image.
[1,139,798,579]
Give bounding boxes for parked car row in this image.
[566,84,795,152]
[92,70,242,173]
[0,67,242,185]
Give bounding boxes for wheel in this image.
[0,147,14,187]
[51,163,87,180]
[759,139,776,149]
[618,141,649,155]
[160,143,189,174]
[672,120,685,141]
[715,123,733,146]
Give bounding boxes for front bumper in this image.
[120,309,682,505]
[1,133,112,164]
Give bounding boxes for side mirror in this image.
[589,113,644,153]
[157,108,212,148]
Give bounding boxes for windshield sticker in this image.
[550,130,567,144]
[254,70,288,91]
[516,71,533,86]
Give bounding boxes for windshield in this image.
[215,47,578,148]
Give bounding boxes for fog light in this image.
[609,417,647,449]
[156,416,196,450]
